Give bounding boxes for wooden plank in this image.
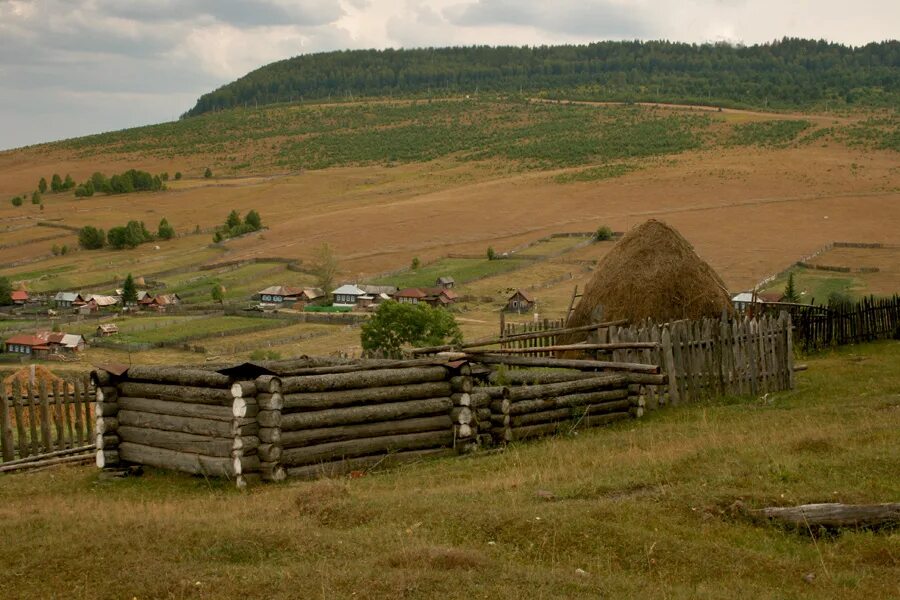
[53,380,65,450]
[0,386,13,461]
[27,381,39,456]
[38,381,52,453]
[83,375,94,439]
[785,312,795,390]
[63,380,75,447]
[747,317,760,396]
[12,380,28,458]
[660,326,679,405]
[73,378,85,446]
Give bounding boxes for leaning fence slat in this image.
[83,375,94,440]
[53,380,65,451]
[27,380,40,456]
[13,380,28,459]
[63,381,74,448]
[0,386,13,461]
[73,379,85,446]
[39,381,52,454]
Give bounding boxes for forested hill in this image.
[184,39,899,117]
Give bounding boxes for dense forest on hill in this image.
[185,39,900,117]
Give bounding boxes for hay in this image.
[564,219,733,337]
[3,366,74,397]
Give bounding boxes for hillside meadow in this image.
[0,341,897,599]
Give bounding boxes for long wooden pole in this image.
[478,342,661,354]
[471,354,660,374]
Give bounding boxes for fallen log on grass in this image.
[282,382,451,411]
[492,411,631,442]
[280,415,453,449]
[509,400,632,427]
[281,430,455,467]
[753,503,900,529]
[472,355,660,374]
[280,397,453,431]
[0,444,95,469]
[285,448,457,480]
[0,453,94,474]
[507,389,629,415]
[281,366,449,394]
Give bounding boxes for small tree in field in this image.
[157,217,175,240]
[486,246,496,260]
[411,257,421,270]
[38,177,47,194]
[31,191,41,204]
[51,174,62,192]
[782,273,800,303]
[174,172,182,180]
[594,225,613,241]
[10,196,22,207]
[204,167,213,179]
[211,284,225,304]
[311,243,339,303]
[0,276,12,305]
[361,301,462,357]
[245,209,261,230]
[122,273,138,305]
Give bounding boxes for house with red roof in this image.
[4,333,51,357]
[10,290,29,305]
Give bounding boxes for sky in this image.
[0,0,897,150]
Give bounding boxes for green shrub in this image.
[594,225,614,241]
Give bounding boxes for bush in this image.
[78,226,106,250]
[594,225,614,241]
[411,257,421,270]
[74,180,95,197]
[108,221,153,249]
[486,246,496,260]
[31,191,41,204]
[204,167,213,178]
[50,174,62,192]
[38,177,47,193]
[361,301,462,356]
[174,172,182,180]
[51,244,60,256]
[10,196,22,207]
[157,218,175,240]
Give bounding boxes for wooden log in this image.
[489,398,511,415]
[507,389,630,415]
[258,410,282,428]
[752,503,900,529]
[0,453,93,473]
[455,424,473,439]
[469,392,491,408]
[117,410,258,438]
[27,381,39,456]
[233,453,260,475]
[265,357,456,376]
[260,461,286,482]
[117,397,256,421]
[96,417,118,434]
[12,380,28,458]
[283,381,452,411]
[125,365,231,388]
[449,407,472,425]
[475,408,491,422]
[281,366,449,394]
[91,370,112,387]
[95,402,119,417]
[257,393,284,411]
[510,399,632,427]
[117,442,234,477]
[97,433,119,450]
[476,385,508,398]
[489,342,661,354]
[258,427,281,444]
[477,420,492,432]
[410,320,629,354]
[258,443,283,462]
[0,387,12,461]
[96,449,120,469]
[281,430,455,467]
[96,385,117,403]
[509,408,571,427]
[117,426,255,457]
[626,373,669,386]
[230,381,256,399]
[581,411,631,428]
[234,436,259,452]
[449,376,473,393]
[256,375,282,395]
[475,354,660,374]
[82,375,94,440]
[280,415,453,449]
[505,375,628,401]
[450,393,471,407]
[285,448,457,480]
[489,414,510,427]
[73,379,85,446]
[487,370,591,385]
[0,443,95,468]
[117,382,234,405]
[280,397,453,431]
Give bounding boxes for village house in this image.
[87,294,120,309]
[3,333,50,357]
[96,323,119,337]
[331,284,366,308]
[360,284,398,297]
[394,288,427,305]
[505,289,535,313]
[257,286,304,304]
[47,333,85,354]
[53,292,85,309]
[140,293,181,312]
[290,288,326,309]
[115,289,150,305]
[421,287,459,307]
[435,276,455,289]
[10,290,29,305]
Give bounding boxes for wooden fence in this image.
[790,295,899,351]
[0,375,94,462]
[500,318,566,356]
[498,313,795,404]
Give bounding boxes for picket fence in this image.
[0,375,94,462]
[790,295,900,351]
[500,313,795,404]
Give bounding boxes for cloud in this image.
[95,0,345,28]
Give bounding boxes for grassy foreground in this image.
[0,343,898,599]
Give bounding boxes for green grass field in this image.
[72,315,281,345]
[514,236,589,257]
[373,257,533,289]
[0,341,897,599]
[161,262,311,304]
[763,268,863,304]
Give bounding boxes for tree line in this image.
[184,39,899,117]
[79,218,175,251]
[212,209,262,242]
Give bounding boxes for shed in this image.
[97,323,119,337]
[10,290,29,305]
[435,276,455,289]
[505,289,535,313]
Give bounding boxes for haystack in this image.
[564,219,732,340]
[3,365,74,397]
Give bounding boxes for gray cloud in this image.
[96,0,344,28]
[444,0,650,38]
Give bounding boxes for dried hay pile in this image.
[3,365,74,397]
[564,219,733,339]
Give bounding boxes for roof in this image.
[301,288,324,299]
[154,294,180,305]
[331,284,366,296]
[258,285,304,297]
[54,292,83,302]
[510,289,535,302]
[420,287,458,299]
[88,295,119,307]
[98,323,119,332]
[10,290,28,301]
[59,334,84,348]
[437,276,455,284]
[395,288,427,299]
[731,292,760,303]
[5,333,49,347]
[360,284,397,295]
